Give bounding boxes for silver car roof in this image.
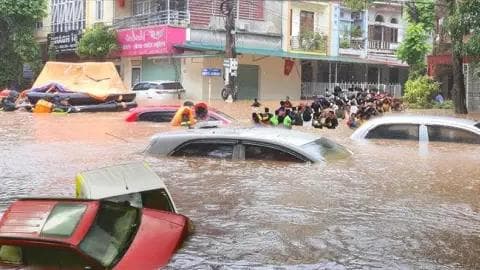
[77,162,169,199]
[147,127,328,162]
[351,114,480,139]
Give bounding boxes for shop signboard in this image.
[47,30,81,54]
[117,25,186,57]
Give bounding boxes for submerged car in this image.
[125,105,234,124]
[351,115,480,144]
[0,198,189,269]
[75,162,177,213]
[146,128,351,163]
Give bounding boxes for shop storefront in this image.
[116,25,186,87]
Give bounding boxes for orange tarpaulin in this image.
[32,62,130,101]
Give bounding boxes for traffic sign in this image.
[202,68,222,76]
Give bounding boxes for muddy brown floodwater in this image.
[1,101,480,269]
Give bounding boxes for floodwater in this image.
[1,101,480,269]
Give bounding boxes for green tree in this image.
[76,23,120,59]
[343,0,373,11]
[396,0,435,77]
[444,0,480,114]
[0,0,47,88]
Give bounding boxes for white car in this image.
[351,115,480,144]
[75,162,177,213]
[132,81,185,101]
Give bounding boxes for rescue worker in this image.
[283,109,292,129]
[260,107,272,124]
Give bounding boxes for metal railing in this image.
[339,38,365,50]
[368,40,398,51]
[113,10,189,29]
[301,82,402,99]
[290,35,328,54]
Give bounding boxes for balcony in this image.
[339,38,365,56]
[368,40,398,54]
[113,10,189,29]
[290,34,328,54]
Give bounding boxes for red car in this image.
[125,105,234,124]
[0,198,190,269]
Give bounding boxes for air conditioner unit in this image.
[237,22,250,32]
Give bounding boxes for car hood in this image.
[114,209,188,269]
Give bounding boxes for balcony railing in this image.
[113,10,189,29]
[339,38,365,50]
[301,82,402,99]
[368,40,398,52]
[290,35,328,54]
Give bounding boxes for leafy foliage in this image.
[0,0,47,88]
[342,0,374,11]
[77,23,120,59]
[404,76,440,108]
[443,0,480,113]
[396,23,431,76]
[404,0,435,32]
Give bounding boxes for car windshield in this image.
[475,122,480,129]
[301,138,351,161]
[79,202,139,268]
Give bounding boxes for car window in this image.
[475,123,480,129]
[301,138,351,161]
[138,111,176,122]
[22,246,92,269]
[0,245,22,265]
[172,141,235,159]
[41,203,87,238]
[427,125,480,144]
[132,83,146,91]
[365,124,419,140]
[243,143,304,162]
[79,202,138,268]
[141,189,175,213]
[160,82,183,89]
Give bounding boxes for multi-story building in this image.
[298,1,408,99]
[34,0,411,101]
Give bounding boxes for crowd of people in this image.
[251,88,403,129]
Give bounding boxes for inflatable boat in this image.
[27,92,136,106]
[71,101,137,113]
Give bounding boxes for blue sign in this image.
[202,68,222,77]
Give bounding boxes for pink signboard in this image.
[117,25,186,57]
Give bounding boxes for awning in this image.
[174,42,409,67]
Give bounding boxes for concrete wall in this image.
[181,55,301,101]
[86,0,115,27]
[207,0,283,35]
[189,29,282,50]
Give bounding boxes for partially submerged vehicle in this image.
[75,162,176,213]
[146,128,351,163]
[0,198,189,269]
[125,105,234,124]
[351,115,480,144]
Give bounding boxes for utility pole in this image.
[221,0,238,101]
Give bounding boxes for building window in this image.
[375,15,384,22]
[95,0,103,20]
[390,18,398,24]
[134,0,154,15]
[51,0,85,33]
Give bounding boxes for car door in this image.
[365,123,420,141]
[239,141,306,162]
[0,244,101,270]
[170,139,238,160]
